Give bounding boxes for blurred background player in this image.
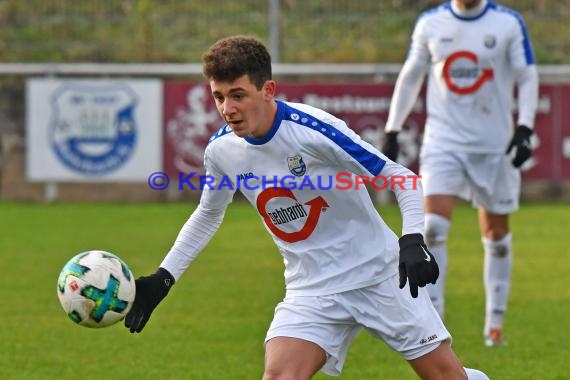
[125,35,489,379]
[382,0,539,347]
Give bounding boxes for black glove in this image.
[124,267,175,333]
[382,131,399,162]
[506,125,533,168]
[398,233,439,298]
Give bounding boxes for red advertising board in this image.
[163,82,569,181]
[163,82,221,176]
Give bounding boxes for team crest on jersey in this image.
[287,155,306,177]
[484,35,496,49]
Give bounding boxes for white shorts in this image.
[264,275,451,376]
[419,151,520,214]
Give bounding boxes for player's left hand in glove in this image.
[124,267,174,333]
[506,125,533,168]
[398,233,439,298]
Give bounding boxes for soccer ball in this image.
[57,250,136,328]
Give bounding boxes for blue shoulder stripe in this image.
[490,2,535,64]
[208,124,233,144]
[282,102,385,176]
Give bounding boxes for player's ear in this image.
[262,80,276,100]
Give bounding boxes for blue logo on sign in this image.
[50,83,138,175]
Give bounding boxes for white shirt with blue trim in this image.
[385,0,539,154]
[161,100,425,296]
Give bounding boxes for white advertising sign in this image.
[26,78,162,181]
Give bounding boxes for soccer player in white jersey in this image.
[125,36,489,379]
[382,0,539,347]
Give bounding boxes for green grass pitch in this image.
[0,201,568,379]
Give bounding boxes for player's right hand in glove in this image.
[382,131,399,162]
[506,125,533,168]
[125,267,174,333]
[398,233,439,298]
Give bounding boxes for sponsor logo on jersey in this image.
[442,50,494,95]
[419,334,438,344]
[266,203,308,225]
[50,83,137,175]
[484,35,497,49]
[287,154,307,176]
[237,172,254,181]
[256,187,329,243]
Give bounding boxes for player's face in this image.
[453,0,482,9]
[210,75,277,139]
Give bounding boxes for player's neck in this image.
[249,100,278,139]
[451,0,487,17]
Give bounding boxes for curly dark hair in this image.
[202,35,272,90]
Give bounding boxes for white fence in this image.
[1,63,569,82]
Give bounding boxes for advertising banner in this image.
[163,82,568,181]
[27,78,163,181]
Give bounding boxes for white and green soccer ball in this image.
[57,250,136,328]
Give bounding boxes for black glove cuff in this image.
[517,125,533,138]
[156,267,175,289]
[385,131,399,143]
[398,233,425,249]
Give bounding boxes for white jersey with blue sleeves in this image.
[202,100,401,296]
[408,1,537,154]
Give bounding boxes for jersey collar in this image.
[449,0,489,21]
[244,100,285,145]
